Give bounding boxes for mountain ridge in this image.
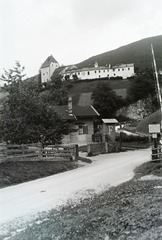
[76,35,162,70]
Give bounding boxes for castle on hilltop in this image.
[40,55,134,83]
[40,55,59,83]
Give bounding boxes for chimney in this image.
[68,95,73,115]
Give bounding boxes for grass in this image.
[8,163,162,240]
[0,155,92,189]
[0,161,78,189]
[69,79,131,94]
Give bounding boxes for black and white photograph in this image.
[0,0,162,239]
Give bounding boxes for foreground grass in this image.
[7,169,162,239]
[2,161,162,240]
[0,161,79,188]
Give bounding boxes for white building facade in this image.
[62,62,134,81]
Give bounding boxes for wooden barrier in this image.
[151,146,162,161]
[0,143,78,162]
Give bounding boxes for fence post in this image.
[22,144,25,156]
[5,143,7,161]
[38,142,43,161]
[105,142,108,153]
[87,144,91,156]
[75,144,79,158]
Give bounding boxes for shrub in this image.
[116,133,149,143]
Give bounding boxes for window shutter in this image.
[83,126,88,134]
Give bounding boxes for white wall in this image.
[63,64,134,81]
[41,62,59,83]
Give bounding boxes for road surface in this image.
[0,148,151,237]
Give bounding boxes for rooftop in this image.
[41,55,58,69]
[53,105,99,120]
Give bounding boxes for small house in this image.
[101,118,119,140]
[54,96,100,145]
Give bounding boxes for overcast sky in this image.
[0,0,162,81]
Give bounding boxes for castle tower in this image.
[40,55,59,83]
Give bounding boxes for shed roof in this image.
[102,119,119,124]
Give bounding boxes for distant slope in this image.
[76,35,162,70]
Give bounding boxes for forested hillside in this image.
[76,35,162,70]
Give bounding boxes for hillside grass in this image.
[68,79,131,94]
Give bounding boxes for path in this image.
[0,148,151,227]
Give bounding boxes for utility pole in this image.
[151,44,162,134]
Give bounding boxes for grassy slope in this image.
[68,79,131,105]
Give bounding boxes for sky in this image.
[0,0,162,83]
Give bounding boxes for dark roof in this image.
[41,55,58,69]
[73,106,99,117]
[53,106,76,120]
[52,66,67,77]
[53,105,99,120]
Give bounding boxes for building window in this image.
[128,68,130,70]
[103,70,105,72]
[43,73,45,76]
[122,68,124,71]
[95,70,97,73]
[98,70,100,73]
[114,74,116,76]
[78,72,80,75]
[88,71,90,75]
[113,69,115,71]
[118,69,120,71]
[99,75,100,78]
[78,125,88,135]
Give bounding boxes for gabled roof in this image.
[53,105,99,120]
[41,55,58,69]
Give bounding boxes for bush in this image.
[110,76,123,80]
[116,133,149,143]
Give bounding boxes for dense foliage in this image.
[0,63,70,145]
[40,75,68,105]
[127,70,158,111]
[91,82,125,118]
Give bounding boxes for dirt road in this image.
[0,148,151,229]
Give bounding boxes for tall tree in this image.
[91,82,124,118]
[0,63,70,145]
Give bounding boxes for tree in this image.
[127,71,158,108]
[40,75,68,105]
[91,82,124,118]
[0,63,71,145]
[1,61,26,85]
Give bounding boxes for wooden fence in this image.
[151,146,162,161]
[0,143,78,162]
